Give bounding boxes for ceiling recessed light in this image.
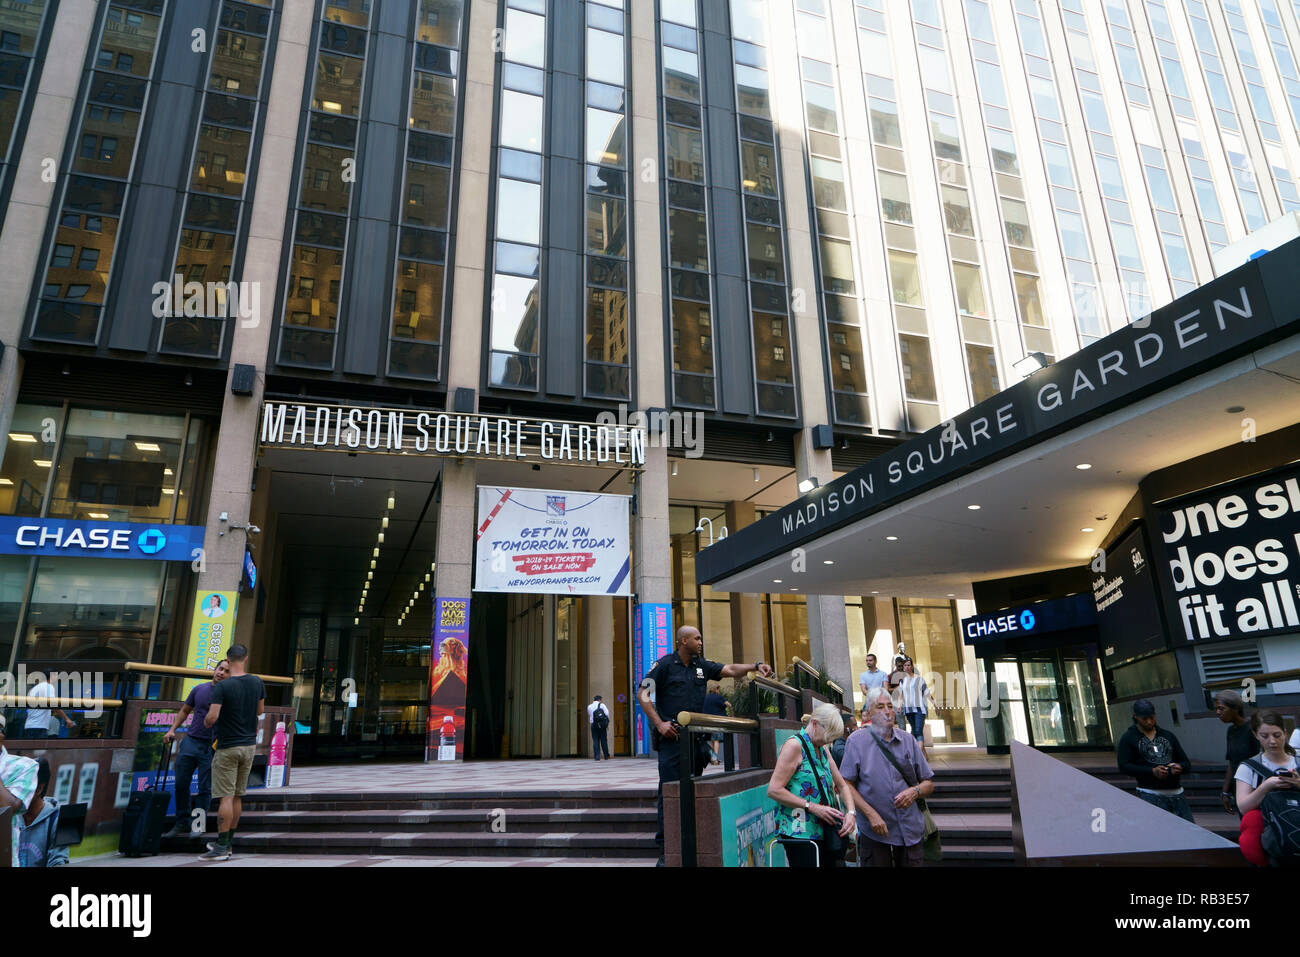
[1226,405,1245,414]
[773,579,783,584]
[1076,463,1092,470]
[671,461,678,477]
[753,468,760,483]
[425,572,431,582]
[7,433,36,443]
[387,495,395,510]
[377,532,384,544]
[134,442,161,452]
[373,547,380,558]
[88,512,109,519]
[370,560,376,569]
[382,515,389,529]
[163,468,173,476]
[823,560,834,565]
[885,535,898,541]
[161,488,174,495]
[967,505,981,510]
[1081,527,1094,533]
[947,593,954,597]
[32,460,51,468]
[790,587,799,591]
[0,478,12,486]
[871,590,879,595]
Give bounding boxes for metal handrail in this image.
[676,711,760,733]
[1202,668,1300,690]
[0,696,123,709]
[123,662,294,684]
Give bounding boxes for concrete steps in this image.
[182,762,1240,865]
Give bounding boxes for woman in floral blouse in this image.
[766,702,858,867]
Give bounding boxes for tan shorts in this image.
[211,745,255,798]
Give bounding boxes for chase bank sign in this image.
[0,517,206,562]
[961,594,1098,645]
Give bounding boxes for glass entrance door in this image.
[1022,659,1067,747]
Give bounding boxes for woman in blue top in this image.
[766,702,858,867]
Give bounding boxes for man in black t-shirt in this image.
[198,644,265,861]
[638,625,773,865]
[1214,690,1259,815]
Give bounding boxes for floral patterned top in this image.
[775,731,836,840]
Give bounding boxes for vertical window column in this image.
[0,0,54,210]
[1013,4,1108,344]
[911,0,1001,405]
[963,0,1049,380]
[730,0,796,419]
[1060,0,1150,322]
[660,0,715,410]
[487,0,547,391]
[792,0,873,426]
[584,0,630,400]
[853,0,940,432]
[33,0,168,345]
[387,1,465,379]
[162,0,275,359]
[276,3,371,368]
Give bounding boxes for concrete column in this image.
[628,0,671,611]
[443,0,498,394]
[583,595,614,757]
[724,500,764,666]
[434,458,478,601]
[0,0,97,463]
[195,0,315,600]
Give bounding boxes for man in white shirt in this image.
[23,674,74,739]
[587,695,611,761]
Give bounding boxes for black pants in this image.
[591,725,610,759]
[779,837,835,868]
[173,735,213,829]
[654,737,711,852]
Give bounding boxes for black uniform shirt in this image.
[645,652,724,726]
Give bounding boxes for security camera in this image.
[247,525,261,536]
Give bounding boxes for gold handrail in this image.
[1202,668,1300,690]
[123,662,294,685]
[0,696,123,709]
[676,711,760,733]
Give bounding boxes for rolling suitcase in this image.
[118,743,173,857]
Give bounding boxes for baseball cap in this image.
[1131,699,1156,717]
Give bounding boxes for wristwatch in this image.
[755,661,765,672]
[803,801,810,812]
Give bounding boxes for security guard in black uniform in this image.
[639,624,773,865]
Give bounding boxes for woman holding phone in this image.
[1235,709,1298,866]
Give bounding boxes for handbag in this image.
[796,733,847,863]
[870,731,942,863]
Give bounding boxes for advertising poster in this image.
[1152,462,1300,644]
[131,707,181,814]
[427,596,470,762]
[182,590,238,697]
[1093,524,1168,667]
[474,487,631,596]
[718,784,783,867]
[632,603,673,756]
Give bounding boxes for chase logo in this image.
[136,529,167,554]
[1019,609,1036,631]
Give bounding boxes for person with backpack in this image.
[588,694,611,761]
[1235,709,1300,867]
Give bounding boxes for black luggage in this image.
[118,743,172,858]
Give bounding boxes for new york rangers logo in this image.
[546,495,566,517]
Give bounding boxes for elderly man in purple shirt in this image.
[840,687,935,867]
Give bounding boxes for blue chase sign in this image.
[0,517,206,562]
[961,593,1098,645]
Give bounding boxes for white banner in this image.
[474,487,631,596]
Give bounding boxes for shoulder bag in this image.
[796,733,847,863]
[870,731,942,863]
